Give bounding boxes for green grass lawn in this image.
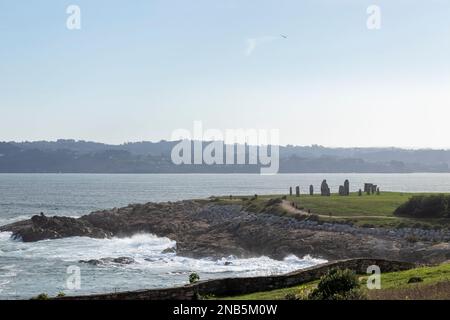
[361,262,450,289]
[215,282,317,300]
[286,192,410,217]
[214,192,450,228]
[213,263,450,300]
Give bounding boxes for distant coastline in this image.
[1,140,450,173]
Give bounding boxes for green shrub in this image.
[189,272,200,284]
[32,293,49,300]
[408,277,423,284]
[394,194,450,218]
[308,268,365,300]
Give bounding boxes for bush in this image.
[189,272,200,284]
[408,277,423,284]
[308,268,365,300]
[394,195,450,218]
[32,293,49,300]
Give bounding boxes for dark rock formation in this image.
[289,187,292,196]
[338,186,345,196]
[162,247,177,254]
[1,200,449,264]
[2,214,112,242]
[358,189,363,196]
[309,185,314,196]
[295,186,300,197]
[79,257,135,266]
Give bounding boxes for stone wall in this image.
[60,258,415,300]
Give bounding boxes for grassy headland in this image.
[213,192,450,228]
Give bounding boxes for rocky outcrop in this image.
[1,200,449,264]
[1,214,112,242]
[79,257,136,266]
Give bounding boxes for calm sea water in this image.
[1,173,449,299]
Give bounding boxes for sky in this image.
[1,0,450,148]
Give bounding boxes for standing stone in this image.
[372,185,377,194]
[338,185,345,196]
[358,189,362,196]
[321,180,330,196]
[364,183,373,194]
[376,187,380,195]
[364,183,373,195]
[309,185,314,196]
[344,180,350,196]
[295,186,300,197]
[289,187,293,196]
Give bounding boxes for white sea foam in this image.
[0,232,326,298]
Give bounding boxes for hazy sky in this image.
[1,0,450,148]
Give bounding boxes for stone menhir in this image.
[358,189,362,196]
[372,185,378,194]
[295,186,300,197]
[344,180,350,196]
[320,180,330,196]
[364,183,373,195]
[376,187,380,195]
[289,187,293,196]
[338,185,345,196]
[309,185,314,196]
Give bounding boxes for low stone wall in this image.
[61,258,416,300]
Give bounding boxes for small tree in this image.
[189,272,200,284]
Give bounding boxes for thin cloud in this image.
[244,35,281,56]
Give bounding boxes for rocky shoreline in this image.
[1,200,449,264]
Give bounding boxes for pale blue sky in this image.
[1,0,450,148]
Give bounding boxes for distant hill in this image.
[0,140,449,173]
